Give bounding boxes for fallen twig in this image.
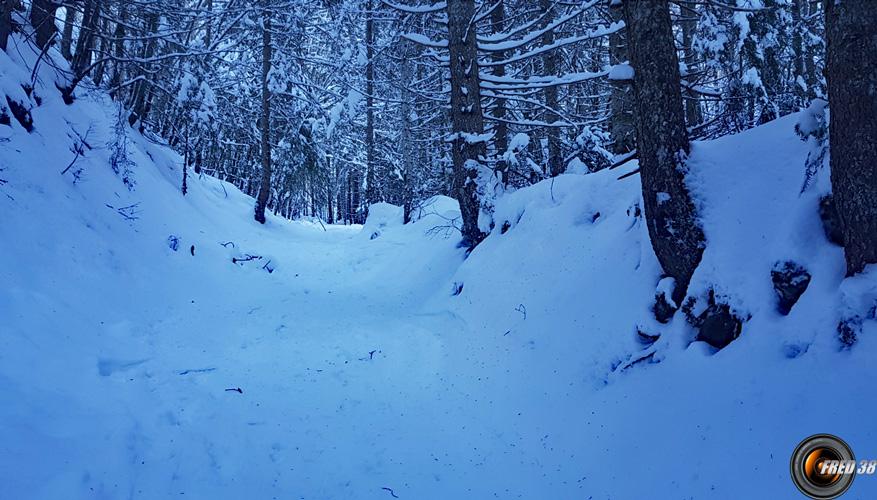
[617,168,640,181]
[232,254,262,264]
[105,202,141,221]
[515,304,527,319]
[608,150,637,170]
[178,368,216,375]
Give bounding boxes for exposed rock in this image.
[837,318,859,349]
[653,276,677,323]
[771,261,812,315]
[636,327,660,345]
[653,293,676,324]
[819,195,844,246]
[6,96,32,132]
[696,302,743,349]
[684,289,745,350]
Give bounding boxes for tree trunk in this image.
[327,186,334,224]
[254,7,273,224]
[109,6,126,98]
[182,134,189,196]
[128,12,159,126]
[351,168,361,223]
[92,15,108,86]
[204,0,213,49]
[680,15,702,127]
[60,5,76,60]
[30,0,58,50]
[335,161,343,223]
[0,0,13,52]
[400,40,415,224]
[71,0,99,79]
[540,0,562,176]
[791,0,806,108]
[608,5,635,154]
[364,0,377,209]
[489,0,509,185]
[623,0,705,303]
[446,0,487,248]
[824,0,877,276]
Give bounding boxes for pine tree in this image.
[824,0,877,275]
[446,0,487,248]
[254,5,273,224]
[621,0,705,303]
[30,0,57,50]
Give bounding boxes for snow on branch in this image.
[480,70,609,91]
[480,22,625,67]
[382,0,447,14]
[401,33,448,49]
[476,0,603,52]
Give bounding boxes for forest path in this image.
[80,222,529,500]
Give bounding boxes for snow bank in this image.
[361,201,404,239]
[426,114,877,498]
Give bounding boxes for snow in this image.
[2,31,877,500]
[607,62,634,81]
[401,33,447,49]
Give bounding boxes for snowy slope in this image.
[439,115,877,499]
[2,34,877,500]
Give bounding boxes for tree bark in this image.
[489,0,508,185]
[327,175,334,223]
[791,0,806,108]
[351,168,361,223]
[204,0,213,49]
[623,0,705,303]
[541,0,562,177]
[400,40,415,224]
[109,6,126,98]
[71,0,99,79]
[680,15,702,127]
[824,0,877,276]
[446,0,487,248]
[128,11,159,126]
[30,0,58,50]
[0,0,12,52]
[92,14,108,86]
[364,0,377,210]
[60,4,77,60]
[254,7,273,224]
[608,5,635,154]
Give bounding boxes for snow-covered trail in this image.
[5,192,877,500]
[2,214,549,500]
[3,102,877,497]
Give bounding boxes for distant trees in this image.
[6,0,874,279]
[824,0,877,276]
